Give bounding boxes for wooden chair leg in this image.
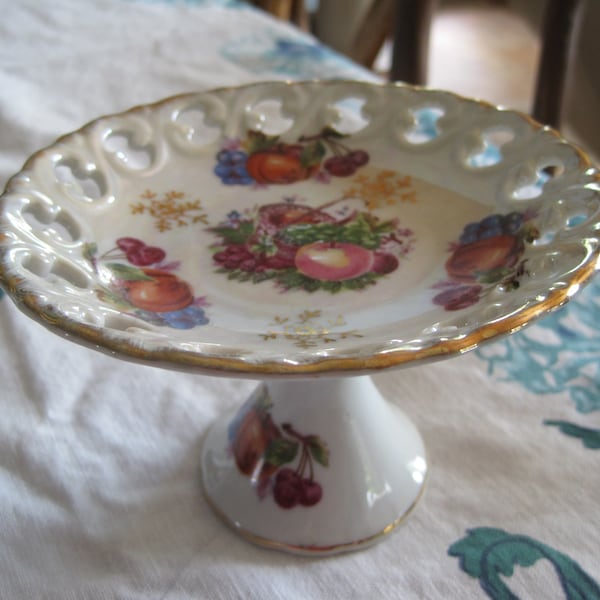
[252,0,293,21]
[348,0,396,69]
[390,0,437,85]
[532,0,585,127]
[250,0,308,29]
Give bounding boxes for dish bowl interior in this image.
[1,80,598,375]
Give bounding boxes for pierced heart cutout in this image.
[404,106,444,144]
[329,96,370,135]
[173,107,222,145]
[246,99,294,136]
[103,131,154,170]
[54,159,106,202]
[511,160,565,201]
[22,200,81,243]
[466,127,515,168]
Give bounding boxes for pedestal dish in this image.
[1,81,598,553]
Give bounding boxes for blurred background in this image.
[251,0,599,162]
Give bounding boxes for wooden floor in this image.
[375,2,540,113]
[374,1,597,162]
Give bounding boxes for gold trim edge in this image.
[0,80,599,377]
[202,475,428,556]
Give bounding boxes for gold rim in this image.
[202,474,427,555]
[1,80,599,377]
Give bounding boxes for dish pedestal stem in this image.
[201,375,427,555]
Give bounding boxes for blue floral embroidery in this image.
[220,32,371,79]
[449,527,600,599]
[544,420,600,449]
[477,277,600,412]
[476,276,600,445]
[476,277,600,413]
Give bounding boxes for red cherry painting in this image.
[228,389,329,510]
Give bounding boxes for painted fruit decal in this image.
[214,127,369,186]
[295,241,375,281]
[209,200,415,293]
[433,211,538,311]
[84,238,209,329]
[228,385,329,509]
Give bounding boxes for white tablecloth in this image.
[1,2,599,599]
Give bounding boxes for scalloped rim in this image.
[1,80,599,377]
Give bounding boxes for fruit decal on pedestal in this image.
[228,385,329,509]
[209,199,415,293]
[84,238,209,329]
[432,211,538,311]
[214,127,369,186]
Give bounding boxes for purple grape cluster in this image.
[214,150,253,185]
[460,212,524,244]
[158,305,208,329]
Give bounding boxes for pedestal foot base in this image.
[201,376,427,555]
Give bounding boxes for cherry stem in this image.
[298,133,322,143]
[282,422,307,443]
[100,247,127,260]
[295,446,308,478]
[282,423,315,481]
[326,138,351,156]
[307,447,314,481]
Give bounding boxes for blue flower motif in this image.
[161,305,209,329]
[227,210,242,222]
[220,30,372,79]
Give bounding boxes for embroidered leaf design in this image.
[105,263,154,281]
[476,276,600,414]
[264,438,299,467]
[449,527,600,599]
[544,420,600,449]
[306,435,329,467]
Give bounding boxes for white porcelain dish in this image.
[1,81,598,376]
[1,81,598,553]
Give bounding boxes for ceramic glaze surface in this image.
[0,81,599,375]
[201,377,427,553]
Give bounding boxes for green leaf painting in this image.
[265,438,299,467]
[306,435,329,467]
[105,263,154,281]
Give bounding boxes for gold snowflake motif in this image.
[344,170,415,210]
[261,310,363,349]
[131,190,209,232]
